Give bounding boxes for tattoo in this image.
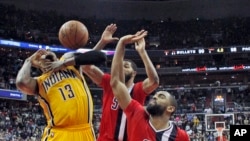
[16,59,35,92]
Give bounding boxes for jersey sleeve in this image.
[176,128,190,141]
[100,73,111,88]
[132,82,148,105]
[99,73,113,97]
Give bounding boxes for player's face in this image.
[41,51,57,61]
[146,91,170,116]
[45,51,58,61]
[123,61,134,83]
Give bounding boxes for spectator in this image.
[204,106,213,114]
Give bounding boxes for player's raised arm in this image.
[43,50,107,73]
[81,23,119,85]
[110,30,148,110]
[135,37,159,94]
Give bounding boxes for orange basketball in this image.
[58,20,89,50]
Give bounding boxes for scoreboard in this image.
[164,46,250,56]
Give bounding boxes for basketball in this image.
[58,20,89,50]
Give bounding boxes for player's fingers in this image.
[44,66,53,73]
[134,31,141,36]
[44,60,52,64]
[111,37,119,42]
[132,32,147,42]
[110,24,117,31]
[106,23,114,30]
[135,30,146,36]
[37,49,47,55]
[138,31,148,38]
[140,30,147,36]
[43,63,51,68]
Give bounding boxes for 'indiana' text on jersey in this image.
[42,69,77,93]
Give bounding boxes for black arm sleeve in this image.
[74,50,107,66]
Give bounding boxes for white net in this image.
[216,127,225,141]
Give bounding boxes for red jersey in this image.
[124,100,190,141]
[98,74,147,141]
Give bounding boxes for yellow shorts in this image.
[41,124,96,141]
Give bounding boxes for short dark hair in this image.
[124,59,137,72]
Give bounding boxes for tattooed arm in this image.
[16,49,47,95]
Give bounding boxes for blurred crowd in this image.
[1,3,250,50]
[0,99,45,141]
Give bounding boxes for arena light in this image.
[0,39,115,55]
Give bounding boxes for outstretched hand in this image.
[120,30,148,45]
[101,23,119,44]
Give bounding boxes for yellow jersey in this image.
[36,65,93,127]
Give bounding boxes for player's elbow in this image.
[153,76,160,86]
[16,78,28,91]
[16,78,33,94]
[15,81,28,94]
[15,77,25,89]
[149,76,160,89]
[144,76,160,94]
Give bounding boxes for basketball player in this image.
[15,49,106,141]
[110,30,190,141]
[81,24,159,140]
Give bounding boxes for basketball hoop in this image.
[216,127,224,141]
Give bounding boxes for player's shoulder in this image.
[177,127,188,135]
[100,73,111,88]
[133,81,143,88]
[134,81,143,85]
[103,73,111,77]
[102,73,110,80]
[176,127,190,141]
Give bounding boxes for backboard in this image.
[205,113,234,131]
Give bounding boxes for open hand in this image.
[120,30,148,45]
[28,49,47,68]
[101,23,119,44]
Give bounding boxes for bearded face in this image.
[125,72,133,83]
[146,101,167,116]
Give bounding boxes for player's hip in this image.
[42,123,96,141]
